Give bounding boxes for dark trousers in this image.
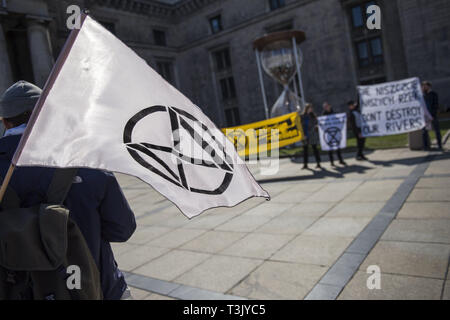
[303,144,321,166]
[422,118,442,149]
[328,149,343,164]
[356,137,366,157]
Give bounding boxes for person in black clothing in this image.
[421,81,442,150]
[348,100,368,160]
[322,102,347,167]
[301,103,321,169]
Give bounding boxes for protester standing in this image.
[0,81,136,300]
[348,100,368,160]
[421,81,442,150]
[301,103,321,169]
[322,102,347,166]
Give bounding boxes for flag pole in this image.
[0,13,87,205]
[0,164,15,203]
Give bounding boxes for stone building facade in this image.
[1,0,449,128]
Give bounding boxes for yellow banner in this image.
[222,112,303,157]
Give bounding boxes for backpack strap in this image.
[47,168,78,205]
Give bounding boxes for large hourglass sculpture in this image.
[253,30,306,118]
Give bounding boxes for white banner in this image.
[358,77,427,137]
[317,113,347,151]
[13,15,269,218]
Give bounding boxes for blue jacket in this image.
[0,134,136,300]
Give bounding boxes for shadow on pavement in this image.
[367,148,449,167]
[258,149,449,184]
[257,164,372,184]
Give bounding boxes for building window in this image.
[269,0,285,11]
[156,61,174,84]
[225,108,241,127]
[153,29,166,46]
[350,1,376,29]
[209,15,223,34]
[219,77,236,101]
[356,37,384,67]
[211,47,240,127]
[213,49,231,71]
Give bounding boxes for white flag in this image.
[317,113,347,151]
[13,15,269,218]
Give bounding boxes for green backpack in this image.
[0,168,103,300]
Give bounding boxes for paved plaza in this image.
[112,137,450,300]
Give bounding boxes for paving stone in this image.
[304,181,362,203]
[303,217,371,238]
[360,241,450,279]
[134,250,210,281]
[174,255,263,293]
[221,233,294,259]
[128,226,174,245]
[147,228,206,248]
[289,183,326,193]
[215,215,272,232]
[255,215,317,235]
[443,283,450,300]
[259,183,291,196]
[271,235,353,266]
[325,202,384,218]
[169,285,245,300]
[182,213,236,230]
[181,231,246,253]
[407,188,450,202]
[416,177,450,188]
[281,202,334,218]
[124,273,179,295]
[153,214,191,228]
[111,242,139,257]
[230,261,327,300]
[381,219,450,244]
[345,226,386,255]
[397,202,450,219]
[344,180,402,202]
[129,286,152,300]
[144,293,176,300]
[115,246,170,271]
[371,167,414,178]
[242,202,294,218]
[304,283,342,300]
[319,253,366,287]
[271,191,313,203]
[339,271,444,300]
[138,209,180,225]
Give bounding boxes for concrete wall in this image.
[397,0,450,111]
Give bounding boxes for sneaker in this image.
[340,160,347,166]
[331,162,336,167]
[361,155,368,161]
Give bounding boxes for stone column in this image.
[27,19,54,87]
[0,22,13,93]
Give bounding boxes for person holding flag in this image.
[0,13,268,300]
[0,80,137,300]
[322,102,347,167]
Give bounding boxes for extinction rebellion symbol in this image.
[324,127,342,147]
[123,105,234,195]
